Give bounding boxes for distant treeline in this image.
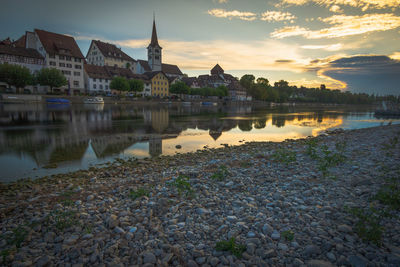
[239,74,400,104]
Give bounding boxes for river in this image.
[0,102,398,182]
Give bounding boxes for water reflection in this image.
[0,103,396,182]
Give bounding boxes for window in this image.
[99,79,102,82]
[49,54,55,59]
[66,63,72,68]
[105,79,108,83]
[93,84,97,89]
[93,78,97,82]
[62,70,71,75]
[155,49,159,53]
[75,58,81,62]
[75,65,82,69]
[49,61,56,66]
[73,81,79,86]
[105,85,108,90]
[59,63,65,67]
[66,56,71,61]
[99,84,103,89]
[59,55,65,60]
[155,56,159,60]
[74,72,80,76]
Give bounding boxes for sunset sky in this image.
[1,0,400,95]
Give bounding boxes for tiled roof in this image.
[162,63,183,75]
[104,65,135,79]
[0,44,44,60]
[35,29,85,59]
[84,64,111,79]
[143,71,166,80]
[181,77,199,86]
[211,64,224,75]
[13,35,26,48]
[138,60,183,76]
[92,40,135,62]
[138,60,152,72]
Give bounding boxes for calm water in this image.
[0,103,398,182]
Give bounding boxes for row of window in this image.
[93,84,109,90]
[48,54,82,62]
[153,81,167,86]
[92,78,109,83]
[0,55,44,65]
[61,70,81,76]
[153,93,166,97]
[153,87,167,91]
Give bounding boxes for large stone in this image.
[143,252,156,264]
[271,230,280,240]
[337,224,352,233]
[262,223,273,235]
[307,260,334,267]
[303,244,321,257]
[107,214,119,229]
[348,255,368,267]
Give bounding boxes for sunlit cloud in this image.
[279,0,400,11]
[260,11,296,22]
[207,9,257,21]
[390,52,400,60]
[271,13,400,39]
[329,5,343,12]
[301,44,342,51]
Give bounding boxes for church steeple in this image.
[147,14,162,71]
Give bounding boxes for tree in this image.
[128,79,144,95]
[0,63,33,93]
[170,81,189,95]
[36,68,67,93]
[240,74,255,92]
[215,85,228,97]
[256,77,270,86]
[110,76,129,93]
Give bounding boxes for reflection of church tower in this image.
[147,16,162,71]
[209,130,222,141]
[149,134,162,157]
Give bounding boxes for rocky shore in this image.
[1,124,399,267]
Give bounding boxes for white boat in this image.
[84,97,104,104]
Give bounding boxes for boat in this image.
[84,97,104,104]
[46,98,70,104]
[182,101,191,106]
[201,102,217,106]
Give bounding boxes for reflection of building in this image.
[149,134,162,157]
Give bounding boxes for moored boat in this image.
[84,97,104,104]
[46,98,70,104]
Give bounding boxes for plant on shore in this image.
[215,237,246,258]
[345,206,386,246]
[168,175,194,198]
[305,139,319,160]
[271,148,296,165]
[317,144,347,177]
[211,164,230,181]
[129,187,149,200]
[281,230,294,241]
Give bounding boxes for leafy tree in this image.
[128,79,144,94]
[170,81,190,95]
[0,63,33,93]
[36,68,67,93]
[110,76,129,93]
[256,77,270,86]
[240,74,255,90]
[215,85,228,97]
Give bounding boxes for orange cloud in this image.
[207,9,257,21]
[260,11,296,22]
[279,0,400,11]
[271,13,400,39]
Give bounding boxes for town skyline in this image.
[1,0,400,95]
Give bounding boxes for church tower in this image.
[147,16,162,71]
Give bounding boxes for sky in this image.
[1,0,400,95]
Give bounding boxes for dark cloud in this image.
[323,55,400,95]
[275,59,294,63]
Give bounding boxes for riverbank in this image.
[1,125,399,266]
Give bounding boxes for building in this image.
[0,38,45,93]
[19,29,86,94]
[143,71,169,97]
[135,18,184,79]
[84,64,151,96]
[86,40,136,72]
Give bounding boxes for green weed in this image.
[305,139,319,159]
[211,165,230,181]
[317,144,346,177]
[129,187,149,200]
[215,237,246,258]
[168,175,194,198]
[281,230,294,241]
[271,149,296,165]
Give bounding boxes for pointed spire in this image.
[150,13,160,47]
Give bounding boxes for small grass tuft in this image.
[211,165,230,181]
[215,237,246,258]
[271,149,296,165]
[281,230,294,241]
[168,175,194,198]
[129,187,149,200]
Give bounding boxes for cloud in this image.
[217,0,228,3]
[271,13,400,39]
[260,11,296,22]
[279,0,400,11]
[329,5,343,12]
[207,9,257,21]
[320,55,400,95]
[390,52,400,60]
[301,44,342,51]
